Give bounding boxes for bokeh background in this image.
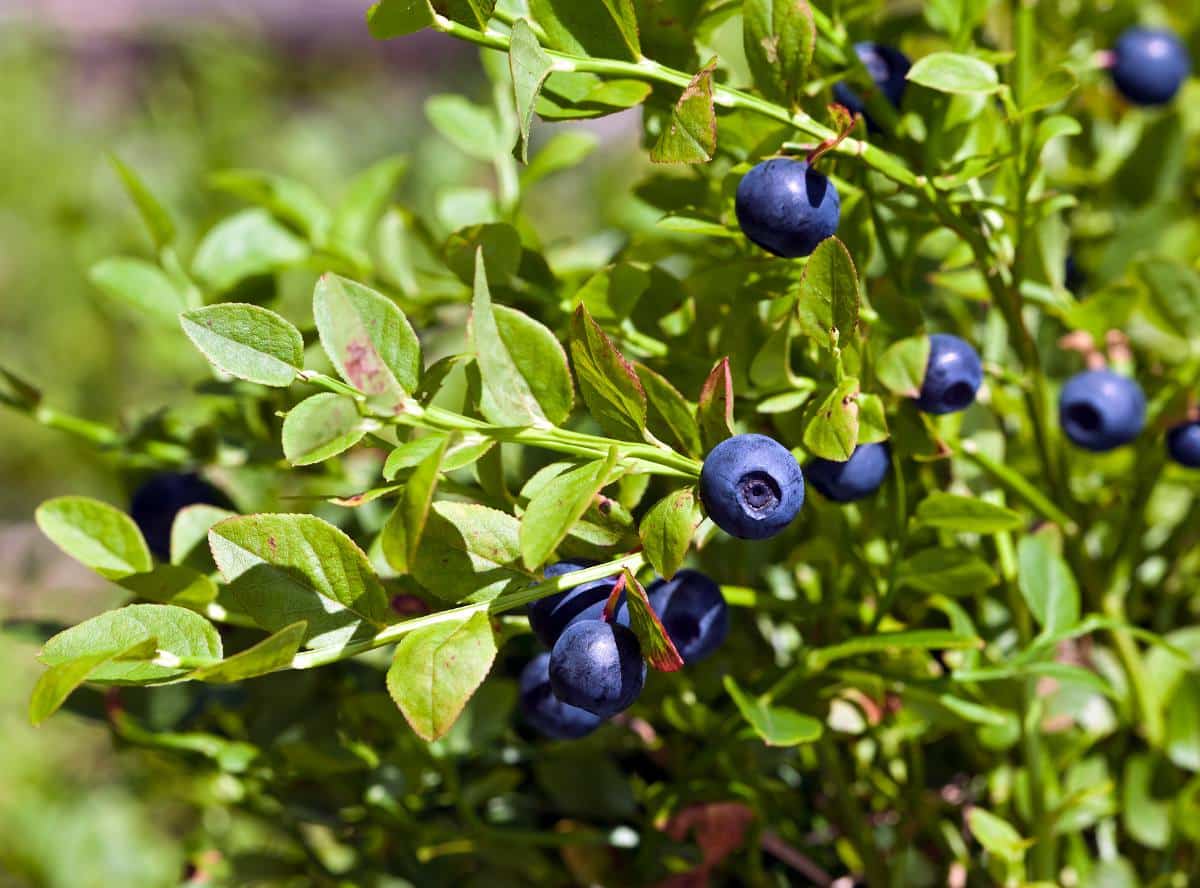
[0,4,649,883]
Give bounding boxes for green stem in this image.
[819,734,887,887]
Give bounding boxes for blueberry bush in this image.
[4,1,1200,884]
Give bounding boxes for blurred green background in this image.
[0,9,641,884]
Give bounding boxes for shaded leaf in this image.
[509,19,554,163]
[191,621,308,683]
[282,393,368,466]
[803,377,860,461]
[382,435,448,573]
[521,450,617,570]
[1017,529,1080,638]
[795,236,859,349]
[635,362,702,457]
[412,501,533,602]
[569,304,647,441]
[639,488,700,580]
[876,335,931,398]
[697,357,734,452]
[915,493,1023,534]
[365,0,435,37]
[743,0,815,107]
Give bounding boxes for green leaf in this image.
[1122,754,1171,849]
[40,604,222,685]
[803,377,860,461]
[809,629,981,669]
[208,168,330,241]
[35,496,152,580]
[1021,66,1077,114]
[639,488,699,580]
[192,208,309,292]
[537,74,651,120]
[520,450,617,570]
[876,335,931,398]
[743,0,815,108]
[697,357,734,452]
[281,393,368,466]
[89,258,185,325]
[110,155,176,249]
[574,262,650,324]
[30,637,159,725]
[209,514,392,649]
[795,236,859,349]
[621,569,683,672]
[330,155,408,256]
[856,393,889,444]
[521,130,599,186]
[387,611,498,741]
[313,273,421,406]
[471,249,573,427]
[191,621,308,683]
[635,362,702,457]
[906,51,1000,95]
[914,493,1023,534]
[180,303,304,388]
[171,504,236,567]
[966,808,1032,864]
[650,58,718,164]
[1017,529,1080,638]
[365,0,435,38]
[426,95,505,161]
[382,435,448,573]
[724,676,823,746]
[1166,674,1200,773]
[569,304,647,441]
[508,19,553,163]
[119,564,218,608]
[412,501,534,602]
[896,548,998,597]
[529,0,638,61]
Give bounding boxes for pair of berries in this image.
[1060,371,1200,465]
[519,567,729,739]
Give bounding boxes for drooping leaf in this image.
[650,58,718,164]
[89,258,186,325]
[803,377,860,461]
[387,611,498,741]
[191,621,308,683]
[313,273,421,406]
[724,676,823,746]
[281,393,368,466]
[569,304,647,441]
[621,570,683,672]
[192,208,309,292]
[1017,529,1080,638]
[795,236,859,349]
[876,336,931,398]
[412,501,534,602]
[209,514,392,649]
[35,496,152,580]
[180,303,305,388]
[509,19,554,163]
[742,0,816,108]
[39,604,222,685]
[915,493,1023,534]
[471,249,573,426]
[520,450,617,570]
[697,357,734,452]
[639,488,700,580]
[907,52,1000,95]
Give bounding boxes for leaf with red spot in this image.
[621,568,684,672]
[697,357,734,452]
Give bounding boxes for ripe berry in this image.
[699,434,805,540]
[735,158,840,259]
[527,561,624,648]
[549,620,646,718]
[1167,421,1200,467]
[832,42,911,129]
[518,652,603,740]
[1059,370,1146,452]
[916,334,983,415]
[130,472,228,559]
[646,570,729,664]
[806,442,892,503]
[1110,27,1191,106]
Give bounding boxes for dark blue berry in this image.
[916,334,983,415]
[1059,370,1146,452]
[1110,27,1191,106]
[527,561,625,648]
[1166,421,1200,467]
[735,158,840,259]
[549,620,646,718]
[832,42,911,130]
[699,434,805,540]
[130,472,229,559]
[806,442,892,503]
[518,652,603,740]
[646,570,729,664]
[1065,256,1085,294]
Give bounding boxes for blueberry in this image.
[646,570,729,664]
[735,158,841,259]
[1059,370,1146,452]
[130,472,229,559]
[1166,421,1200,467]
[1065,255,1085,294]
[1110,27,1191,106]
[527,561,626,648]
[549,620,646,718]
[806,442,892,503]
[832,42,911,130]
[518,652,603,739]
[916,334,983,415]
[699,434,805,540]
